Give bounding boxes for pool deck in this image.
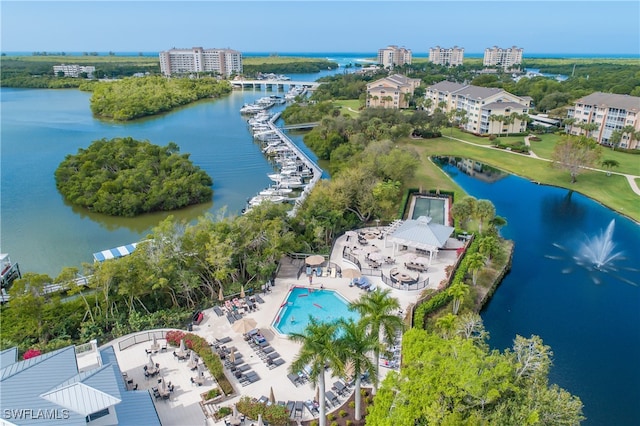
[108,227,462,425]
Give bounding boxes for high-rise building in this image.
[159,47,243,77]
[377,45,412,69]
[428,46,464,67]
[483,46,523,69]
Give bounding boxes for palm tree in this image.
[562,117,577,134]
[578,122,599,138]
[466,252,487,286]
[601,159,620,176]
[289,318,343,426]
[349,289,403,395]
[447,281,469,314]
[489,114,505,136]
[336,318,378,421]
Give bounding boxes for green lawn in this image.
[334,100,362,118]
[401,135,640,222]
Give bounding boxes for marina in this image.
[241,101,323,215]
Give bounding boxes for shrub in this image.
[331,422,339,426]
[218,406,232,417]
[327,413,336,421]
[346,421,354,426]
[204,388,220,400]
[488,134,497,141]
[339,409,348,417]
[23,348,42,360]
[348,401,356,409]
[310,421,319,426]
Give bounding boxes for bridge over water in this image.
[230,79,321,90]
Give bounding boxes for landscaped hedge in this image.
[236,396,290,425]
[166,330,233,395]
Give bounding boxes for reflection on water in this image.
[437,156,640,426]
[64,198,215,233]
[434,156,506,183]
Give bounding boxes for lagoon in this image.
[439,158,640,426]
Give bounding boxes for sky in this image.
[2,1,639,55]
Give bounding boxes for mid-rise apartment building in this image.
[53,64,96,78]
[366,74,421,109]
[483,46,523,69]
[566,92,640,149]
[425,81,531,135]
[159,47,243,77]
[377,45,412,69]
[428,46,464,67]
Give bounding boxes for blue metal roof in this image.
[93,243,138,262]
[100,346,161,425]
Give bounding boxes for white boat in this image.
[259,186,293,197]
[240,103,265,114]
[249,194,287,206]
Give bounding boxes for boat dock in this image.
[242,104,323,215]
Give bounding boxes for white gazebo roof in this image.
[40,382,121,416]
[389,216,454,251]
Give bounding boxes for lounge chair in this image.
[268,358,285,369]
[226,313,236,324]
[254,294,265,304]
[315,267,322,277]
[287,373,301,386]
[294,401,303,418]
[286,401,295,417]
[304,400,320,416]
[325,391,339,406]
[217,336,232,344]
[213,306,224,317]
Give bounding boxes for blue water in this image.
[439,160,640,426]
[0,86,326,276]
[273,287,359,335]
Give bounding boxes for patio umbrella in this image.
[342,268,361,279]
[197,362,206,377]
[368,252,385,261]
[232,404,239,419]
[189,349,197,364]
[147,354,155,369]
[228,348,236,363]
[257,414,264,426]
[152,335,157,347]
[269,386,276,404]
[158,377,166,394]
[232,317,257,334]
[240,285,245,298]
[218,287,224,302]
[179,339,187,353]
[305,255,325,266]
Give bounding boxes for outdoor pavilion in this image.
[385,216,455,264]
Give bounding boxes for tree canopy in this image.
[55,137,213,216]
[88,76,231,121]
[367,325,585,426]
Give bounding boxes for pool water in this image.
[410,196,447,224]
[273,287,359,335]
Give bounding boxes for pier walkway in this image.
[231,79,321,91]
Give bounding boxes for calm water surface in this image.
[0,87,318,275]
[439,160,640,426]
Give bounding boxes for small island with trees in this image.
[54,137,213,216]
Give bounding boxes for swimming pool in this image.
[410,196,448,225]
[273,287,359,335]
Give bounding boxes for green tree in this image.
[335,318,378,420]
[450,196,477,229]
[466,252,487,286]
[447,282,469,314]
[349,289,403,394]
[551,135,603,183]
[289,318,343,426]
[601,159,620,176]
[475,199,496,234]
